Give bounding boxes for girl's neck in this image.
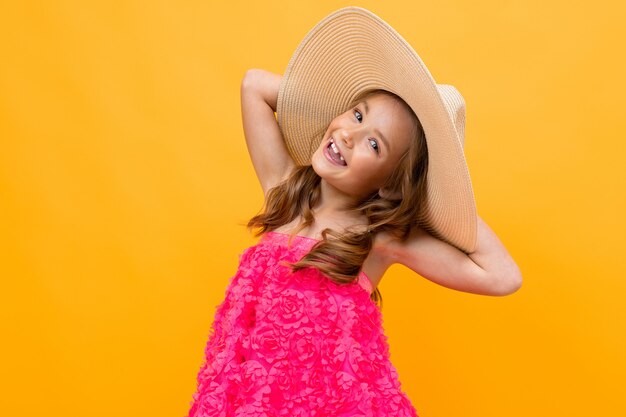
[274,179,368,238]
[311,180,367,228]
[317,179,361,213]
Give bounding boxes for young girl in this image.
[186,7,521,417]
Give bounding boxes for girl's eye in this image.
[369,138,380,153]
[354,109,363,122]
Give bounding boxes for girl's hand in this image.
[241,69,296,195]
[387,216,522,296]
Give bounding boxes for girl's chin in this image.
[311,149,325,167]
[310,155,325,176]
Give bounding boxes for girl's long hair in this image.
[248,90,429,309]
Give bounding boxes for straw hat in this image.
[276,6,477,254]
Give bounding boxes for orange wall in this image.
[1,1,625,416]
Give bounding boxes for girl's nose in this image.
[338,129,354,148]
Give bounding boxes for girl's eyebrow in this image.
[362,99,391,151]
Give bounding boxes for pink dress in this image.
[186,231,419,417]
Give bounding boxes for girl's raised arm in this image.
[386,216,523,296]
[241,69,295,194]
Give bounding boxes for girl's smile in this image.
[323,138,347,166]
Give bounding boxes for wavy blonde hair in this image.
[248,90,429,309]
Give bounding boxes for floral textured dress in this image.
[186,231,419,417]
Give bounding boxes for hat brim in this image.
[277,6,477,253]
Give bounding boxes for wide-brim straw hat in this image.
[276,6,477,254]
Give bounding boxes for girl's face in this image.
[311,93,415,200]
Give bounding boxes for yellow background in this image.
[1,1,624,416]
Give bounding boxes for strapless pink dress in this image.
[186,231,419,417]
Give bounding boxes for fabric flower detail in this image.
[231,360,271,414]
[290,326,321,364]
[191,381,227,417]
[267,288,309,329]
[249,323,288,364]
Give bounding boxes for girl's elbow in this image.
[491,268,523,296]
[241,69,260,91]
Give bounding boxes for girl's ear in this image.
[378,187,402,200]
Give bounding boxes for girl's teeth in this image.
[328,138,345,165]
